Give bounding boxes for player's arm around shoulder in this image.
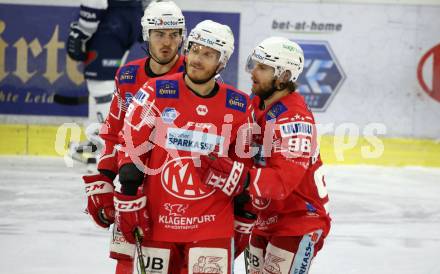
[231,90,255,167]
[247,107,318,201]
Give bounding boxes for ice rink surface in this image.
[1,156,439,274]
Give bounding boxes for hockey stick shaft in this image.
[134,229,147,274]
[54,94,88,105]
[244,246,250,274]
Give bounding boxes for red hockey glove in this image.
[114,192,150,244]
[233,192,257,258]
[83,174,115,228]
[196,154,250,197]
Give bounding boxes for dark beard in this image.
[257,79,279,101]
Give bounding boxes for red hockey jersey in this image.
[119,72,253,242]
[248,92,331,237]
[98,56,185,173]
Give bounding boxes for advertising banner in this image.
[178,0,440,138]
[0,4,239,117]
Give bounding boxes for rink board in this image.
[2,1,440,138]
[0,4,240,116]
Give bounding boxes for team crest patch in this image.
[118,65,138,84]
[161,107,179,124]
[265,102,287,121]
[133,89,150,105]
[125,93,133,108]
[156,80,179,98]
[226,89,247,112]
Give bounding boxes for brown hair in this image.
[277,81,298,93]
[286,81,298,92]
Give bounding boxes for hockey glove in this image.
[233,192,257,258]
[114,192,150,244]
[83,173,115,228]
[196,154,250,197]
[66,21,91,61]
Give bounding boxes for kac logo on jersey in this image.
[161,107,179,124]
[196,105,208,116]
[297,41,345,111]
[119,65,138,84]
[266,102,287,121]
[156,80,179,98]
[226,89,247,112]
[252,196,271,210]
[161,157,216,200]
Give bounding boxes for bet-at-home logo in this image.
[297,41,345,112]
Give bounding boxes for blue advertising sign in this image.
[0,4,240,116]
[297,41,345,112]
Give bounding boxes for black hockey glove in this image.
[66,21,91,61]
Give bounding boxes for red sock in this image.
[115,259,133,274]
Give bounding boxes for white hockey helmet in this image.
[186,20,235,69]
[246,36,304,82]
[141,0,186,41]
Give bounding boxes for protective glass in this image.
[245,48,272,73]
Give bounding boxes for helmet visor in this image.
[245,48,271,73]
[186,42,221,64]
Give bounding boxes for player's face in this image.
[251,62,275,96]
[149,29,182,64]
[186,43,220,83]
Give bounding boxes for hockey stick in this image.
[68,141,97,165]
[54,94,88,105]
[244,247,250,274]
[134,229,147,274]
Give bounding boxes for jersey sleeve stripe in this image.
[252,168,262,196]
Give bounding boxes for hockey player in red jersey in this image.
[114,20,253,274]
[81,1,186,273]
[197,37,331,274]
[65,0,143,167]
